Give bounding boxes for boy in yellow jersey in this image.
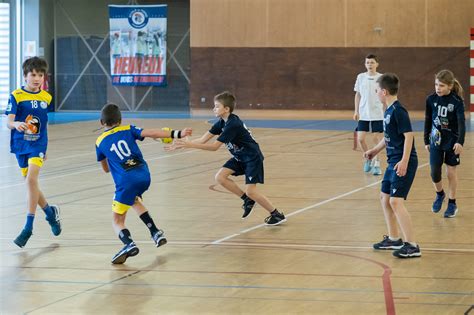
[5,57,61,248]
[96,103,192,264]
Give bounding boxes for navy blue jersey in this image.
[383,101,417,164]
[209,114,264,162]
[424,92,465,150]
[95,125,149,188]
[4,88,52,154]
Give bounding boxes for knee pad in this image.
[431,165,442,183]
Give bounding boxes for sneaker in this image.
[264,211,287,226]
[443,203,458,218]
[152,229,167,247]
[111,242,139,264]
[46,205,61,236]
[13,229,32,248]
[432,193,445,213]
[373,235,403,250]
[363,160,372,172]
[372,166,382,176]
[242,198,256,219]
[392,242,421,258]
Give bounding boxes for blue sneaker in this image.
[444,203,458,218]
[372,166,382,176]
[363,160,372,172]
[13,229,32,248]
[46,205,62,236]
[152,229,167,247]
[393,242,421,258]
[432,193,445,213]
[111,242,139,264]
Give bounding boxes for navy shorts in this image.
[113,174,151,214]
[429,146,460,167]
[357,120,383,133]
[381,158,418,199]
[223,157,264,184]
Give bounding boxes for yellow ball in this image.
[161,127,173,144]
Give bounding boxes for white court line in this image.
[211,162,430,245]
[0,149,198,190]
[1,237,472,253]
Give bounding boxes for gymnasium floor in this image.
[0,111,472,315]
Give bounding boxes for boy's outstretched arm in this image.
[364,138,386,160]
[141,127,192,139]
[174,137,223,151]
[192,131,215,144]
[100,159,110,173]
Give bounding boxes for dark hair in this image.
[366,54,378,62]
[377,73,399,95]
[22,57,48,76]
[100,103,122,126]
[435,69,464,100]
[214,91,236,113]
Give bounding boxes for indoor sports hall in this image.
[1,1,473,314]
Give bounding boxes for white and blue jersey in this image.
[209,114,264,162]
[423,92,465,151]
[4,88,52,154]
[383,101,417,164]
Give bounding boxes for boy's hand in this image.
[364,149,375,160]
[394,160,408,177]
[453,143,463,155]
[424,145,430,152]
[353,113,359,121]
[164,138,188,151]
[14,122,28,132]
[181,128,193,137]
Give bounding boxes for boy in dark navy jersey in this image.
[174,91,286,225]
[5,57,61,248]
[365,73,421,258]
[424,70,466,218]
[96,103,192,264]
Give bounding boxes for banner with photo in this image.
[109,4,167,86]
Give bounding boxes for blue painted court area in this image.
[45,111,193,124]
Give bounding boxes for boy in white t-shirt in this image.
[354,54,384,175]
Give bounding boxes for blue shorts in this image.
[113,175,151,214]
[381,158,418,199]
[429,146,460,167]
[15,150,46,176]
[223,157,264,184]
[357,120,383,133]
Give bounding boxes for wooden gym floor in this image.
[0,112,472,315]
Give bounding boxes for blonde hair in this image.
[436,69,463,99]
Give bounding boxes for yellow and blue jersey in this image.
[95,125,150,189]
[4,88,52,154]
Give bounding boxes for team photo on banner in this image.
[109,4,167,86]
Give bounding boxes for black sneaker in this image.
[242,198,256,219]
[264,211,286,226]
[152,229,167,247]
[392,242,421,258]
[111,242,139,264]
[373,235,404,250]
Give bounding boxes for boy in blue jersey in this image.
[5,57,61,248]
[364,73,421,258]
[96,103,192,264]
[173,91,286,226]
[424,70,466,218]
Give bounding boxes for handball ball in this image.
[161,127,173,144]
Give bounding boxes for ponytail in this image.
[452,79,464,100]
